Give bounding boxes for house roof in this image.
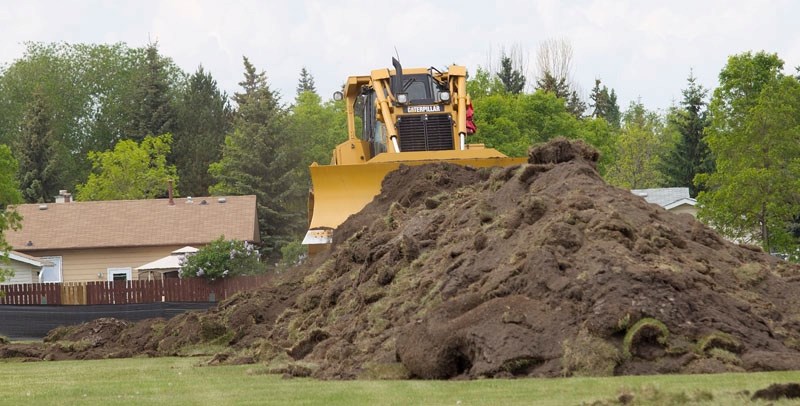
[6,250,47,267]
[664,198,698,211]
[631,187,694,209]
[7,195,259,251]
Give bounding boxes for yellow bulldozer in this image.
[303,58,526,248]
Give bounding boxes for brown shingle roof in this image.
[7,196,259,251]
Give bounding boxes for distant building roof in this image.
[631,187,696,209]
[136,246,199,271]
[7,196,259,251]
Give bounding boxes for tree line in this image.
[0,41,798,261]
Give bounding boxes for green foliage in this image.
[179,236,261,280]
[76,134,178,201]
[469,90,616,174]
[289,91,347,167]
[172,66,232,197]
[279,239,306,268]
[605,101,674,189]
[471,91,580,156]
[0,144,23,283]
[698,51,800,253]
[622,317,669,359]
[466,67,505,98]
[210,57,306,257]
[661,73,712,196]
[15,89,60,203]
[0,42,185,191]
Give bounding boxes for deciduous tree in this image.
[605,101,672,189]
[467,67,505,98]
[698,51,800,253]
[76,134,178,201]
[289,90,346,167]
[0,145,23,283]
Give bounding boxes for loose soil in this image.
[4,138,800,381]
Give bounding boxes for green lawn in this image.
[1,357,800,405]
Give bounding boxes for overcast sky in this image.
[1,0,798,112]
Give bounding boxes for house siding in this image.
[669,205,698,217]
[18,246,187,283]
[1,261,38,285]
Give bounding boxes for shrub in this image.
[279,240,306,268]
[180,236,261,280]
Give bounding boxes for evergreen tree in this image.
[606,89,621,129]
[496,55,526,94]
[590,79,609,118]
[173,66,232,197]
[296,67,317,95]
[131,43,175,140]
[210,57,305,257]
[566,90,587,118]
[15,90,60,203]
[589,79,621,129]
[535,72,569,98]
[661,73,711,196]
[536,72,586,118]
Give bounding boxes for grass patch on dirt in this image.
[2,357,800,405]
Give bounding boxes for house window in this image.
[107,268,132,282]
[39,256,63,283]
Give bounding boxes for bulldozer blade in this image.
[303,154,527,245]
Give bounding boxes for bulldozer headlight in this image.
[397,93,409,104]
[333,91,344,101]
[439,91,451,102]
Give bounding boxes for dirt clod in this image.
[751,383,800,401]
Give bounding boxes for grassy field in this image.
[1,357,799,405]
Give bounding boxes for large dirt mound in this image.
[4,138,800,380]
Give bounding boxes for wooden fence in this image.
[0,275,271,305]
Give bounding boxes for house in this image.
[5,195,259,283]
[631,187,697,217]
[0,251,49,285]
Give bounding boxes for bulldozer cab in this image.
[353,66,453,159]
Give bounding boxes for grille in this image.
[396,113,454,152]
